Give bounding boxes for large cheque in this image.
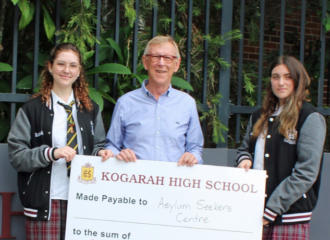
[65,155,267,240]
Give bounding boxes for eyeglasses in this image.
[145,54,178,63]
[54,61,81,71]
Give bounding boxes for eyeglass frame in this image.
[144,54,179,63]
[53,60,81,71]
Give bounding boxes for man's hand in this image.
[237,159,252,171]
[177,152,198,167]
[115,148,137,162]
[98,149,114,162]
[54,146,76,162]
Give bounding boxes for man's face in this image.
[142,42,181,88]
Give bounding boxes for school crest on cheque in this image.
[78,162,96,184]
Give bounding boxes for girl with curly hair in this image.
[8,43,113,239]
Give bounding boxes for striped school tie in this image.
[57,100,77,177]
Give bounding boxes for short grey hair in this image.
[143,35,181,58]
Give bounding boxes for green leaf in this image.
[88,87,104,111]
[86,63,132,75]
[171,76,193,91]
[0,118,10,142]
[33,86,40,93]
[117,81,128,96]
[326,23,330,32]
[26,52,49,67]
[98,45,111,63]
[139,74,149,81]
[0,63,13,72]
[26,52,33,61]
[97,77,110,93]
[124,26,133,39]
[17,75,32,89]
[19,2,34,30]
[85,58,94,70]
[38,52,49,67]
[177,21,184,29]
[132,73,144,84]
[18,0,30,20]
[42,6,55,41]
[137,64,145,73]
[83,0,91,8]
[84,50,95,62]
[106,38,124,64]
[0,81,11,93]
[214,3,222,9]
[98,88,116,104]
[22,64,33,74]
[11,0,19,4]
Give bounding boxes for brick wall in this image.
[238,2,330,103]
[243,7,325,60]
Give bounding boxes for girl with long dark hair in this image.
[237,56,326,240]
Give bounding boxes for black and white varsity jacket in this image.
[7,95,106,221]
[236,101,326,225]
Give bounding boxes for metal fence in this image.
[0,0,329,148]
[231,0,330,147]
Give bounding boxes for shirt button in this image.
[45,210,48,213]
[48,132,51,134]
[156,146,159,149]
[269,118,274,122]
[50,114,53,116]
[157,117,160,120]
[265,153,270,158]
[84,146,86,149]
[45,191,48,194]
[81,127,83,131]
[267,135,271,138]
[47,171,50,174]
[156,132,160,135]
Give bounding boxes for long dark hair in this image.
[252,56,310,139]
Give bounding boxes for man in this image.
[105,35,203,166]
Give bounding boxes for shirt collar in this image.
[272,105,283,116]
[51,90,75,105]
[142,79,172,98]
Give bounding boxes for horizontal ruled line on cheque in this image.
[74,217,252,234]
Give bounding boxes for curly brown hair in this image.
[252,56,311,140]
[33,43,93,111]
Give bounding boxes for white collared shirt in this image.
[253,106,283,170]
[50,90,83,200]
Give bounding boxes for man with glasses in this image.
[105,36,203,166]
